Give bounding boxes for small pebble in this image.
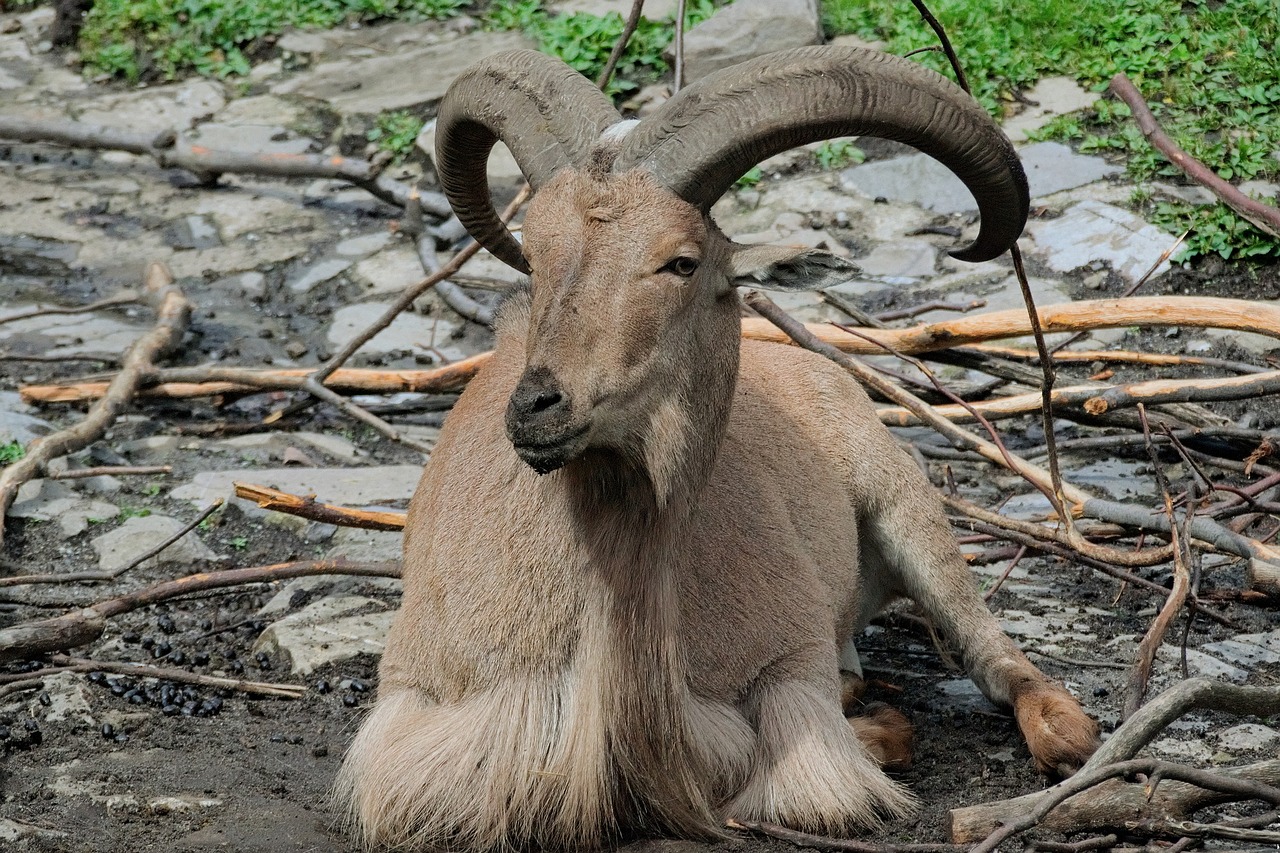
[342,693,359,708]
[101,724,115,739]
[270,734,286,743]
[38,691,51,707]
[169,650,187,666]
[0,725,10,740]
[162,704,181,717]
[315,679,331,694]
[122,631,141,644]
[192,652,210,667]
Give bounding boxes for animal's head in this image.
[435,47,1029,476]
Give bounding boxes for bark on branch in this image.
[0,263,192,550]
[949,680,1280,842]
[1109,73,1280,238]
[0,115,449,213]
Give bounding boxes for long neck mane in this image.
[559,302,740,836]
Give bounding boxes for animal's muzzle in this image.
[506,367,585,474]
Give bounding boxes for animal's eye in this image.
[661,257,700,277]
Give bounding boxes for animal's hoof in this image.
[847,702,913,771]
[1013,686,1100,776]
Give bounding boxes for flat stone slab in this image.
[842,143,1120,214]
[8,479,119,538]
[271,30,533,116]
[1027,200,1177,282]
[1021,141,1122,198]
[1217,723,1280,753]
[674,0,820,83]
[91,514,221,571]
[327,302,467,360]
[253,595,396,675]
[75,80,226,134]
[171,465,423,509]
[1004,77,1101,142]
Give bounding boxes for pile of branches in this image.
[1,1,1278,851]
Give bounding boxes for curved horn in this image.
[435,49,622,272]
[614,46,1028,262]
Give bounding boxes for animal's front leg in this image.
[724,647,916,834]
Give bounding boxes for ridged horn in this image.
[614,46,1028,262]
[434,49,622,272]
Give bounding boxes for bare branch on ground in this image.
[0,263,192,550]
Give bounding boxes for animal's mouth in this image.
[511,424,590,475]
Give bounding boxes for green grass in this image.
[483,0,721,96]
[822,0,1280,261]
[367,110,425,159]
[81,0,470,80]
[0,440,23,464]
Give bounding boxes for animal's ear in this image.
[727,244,861,292]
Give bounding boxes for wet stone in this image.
[253,595,396,675]
[91,514,221,572]
[286,258,352,294]
[1027,200,1177,283]
[171,465,424,510]
[327,302,467,360]
[1216,723,1280,753]
[164,214,222,250]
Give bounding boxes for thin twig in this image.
[233,482,405,531]
[726,819,962,853]
[673,0,688,93]
[595,0,647,90]
[48,465,172,480]
[48,654,305,699]
[0,291,139,326]
[0,500,223,588]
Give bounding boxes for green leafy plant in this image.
[0,440,23,464]
[118,506,152,520]
[813,140,865,171]
[734,166,764,189]
[367,110,425,159]
[231,535,249,550]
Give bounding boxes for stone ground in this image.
[2,3,1279,852]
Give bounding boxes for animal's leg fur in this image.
[863,484,1100,775]
[847,703,913,770]
[725,649,916,833]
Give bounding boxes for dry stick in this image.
[48,654,304,699]
[949,679,1280,842]
[1109,74,1280,238]
[0,263,191,551]
[595,0,647,89]
[0,500,224,588]
[1122,410,1191,719]
[49,465,171,480]
[965,758,1280,853]
[726,819,962,853]
[405,197,495,327]
[749,293,1280,582]
[877,370,1280,426]
[29,295,1280,404]
[0,116,445,213]
[974,343,1268,375]
[0,291,139,326]
[22,357,488,404]
[1124,818,1280,844]
[0,559,400,663]
[233,482,406,531]
[673,0,688,93]
[948,513,1235,628]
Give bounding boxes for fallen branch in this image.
[48,465,172,480]
[20,356,488,404]
[23,295,1280,404]
[877,369,1280,426]
[1109,74,1280,238]
[0,116,447,213]
[0,559,400,663]
[0,290,138,326]
[749,293,1280,587]
[950,679,1280,842]
[726,819,962,852]
[0,263,191,550]
[233,482,406,531]
[48,654,304,699]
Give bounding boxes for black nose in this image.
[506,367,582,474]
[508,367,569,423]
